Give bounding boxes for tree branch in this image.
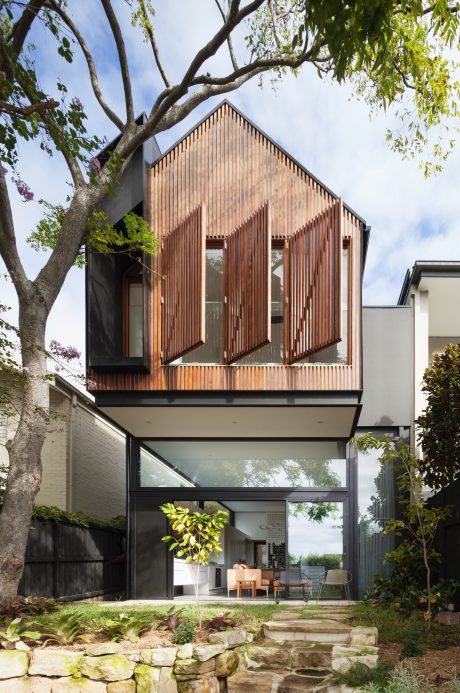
[213,0,239,71]
[47,0,124,131]
[9,0,46,57]
[100,0,134,123]
[0,176,29,297]
[0,98,58,117]
[138,0,171,88]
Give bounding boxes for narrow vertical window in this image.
[123,263,144,358]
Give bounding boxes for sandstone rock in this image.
[435,611,460,625]
[0,650,29,679]
[214,650,239,678]
[16,641,31,651]
[174,658,216,680]
[107,682,136,693]
[278,672,332,692]
[227,671,284,692]
[140,648,177,667]
[134,664,160,693]
[193,645,225,662]
[50,677,107,692]
[177,677,219,693]
[159,667,178,693]
[81,655,135,681]
[29,650,82,678]
[0,676,51,692]
[349,627,378,648]
[85,643,122,657]
[208,631,251,649]
[176,645,193,660]
[244,643,290,670]
[331,645,379,674]
[290,644,332,669]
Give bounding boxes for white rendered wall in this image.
[412,288,429,458]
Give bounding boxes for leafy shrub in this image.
[202,612,237,632]
[157,606,184,631]
[0,618,41,647]
[362,661,434,692]
[0,596,57,621]
[101,613,152,643]
[40,613,89,646]
[305,553,341,571]
[172,622,196,644]
[334,662,390,688]
[401,625,424,658]
[30,505,125,531]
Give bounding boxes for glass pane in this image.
[287,501,344,598]
[357,432,396,597]
[140,440,346,488]
[139,447,194,487]
[301,246,348,365]
[238,248,284,364]
[128,283,143,357]
[179,249,223,364]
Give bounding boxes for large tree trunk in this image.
[0,295,49,600]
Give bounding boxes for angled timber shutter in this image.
[161,204,206,364]
[224,203,271,364]
[286,198,342,364]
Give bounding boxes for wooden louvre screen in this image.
[286,198,342,364]
[161,204,206,364]
[224,203,271,364]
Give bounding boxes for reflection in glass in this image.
[128,283,143,357]
[357,432,396,597]
[139,440,346,488]
[179,248,223,364]
[139,447,194,487]
[287,501,344,598]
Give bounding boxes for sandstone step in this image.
[278,671,333,692]
[264,619,352,644]
[273,611,306,621]
[244,641,333,671]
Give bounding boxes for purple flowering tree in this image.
[0,1,459,601]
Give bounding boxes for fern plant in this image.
[101,613,152,643]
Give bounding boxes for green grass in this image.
[32,601,280,633]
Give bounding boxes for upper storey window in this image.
[161,199,348,367]
[123,262,144,358]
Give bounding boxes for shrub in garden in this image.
[40,613,89,646]
[202,612,237,632]
[172,622,196,645]
[157,606,185,631]
[101,612,153,643]
[0,617,41,647]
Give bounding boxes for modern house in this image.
[86,101,416,600]
[0,374,126,520]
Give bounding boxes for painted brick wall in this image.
[35,389,69,509]
[71,402,126,519]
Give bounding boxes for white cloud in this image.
[2,1,460,371]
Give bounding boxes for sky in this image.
[2,0,460,365]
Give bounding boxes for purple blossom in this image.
[14,178,34,201]
[49,340,81,360]
[89,157,101,175]
[71,97,82,108]
[0,164,7,177]
[86,379,97,389]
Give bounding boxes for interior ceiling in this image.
[419,277,460,336]
[99,405,357,438]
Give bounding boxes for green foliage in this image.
[289,501,339,523]
[28,203,159,268]
[416,343,460,488]
[39,613,89,646]
[334,662,390,688]
[304,553,341,570]
[30,505,126,532]
[171,622,196,645]
[402,624,424,658]
[356,434,452,622]
[101,612,152,643]
[362,661,434,692]
[161,504,229,567]
[0,617,41,645]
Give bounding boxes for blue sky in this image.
[2,0,460,362]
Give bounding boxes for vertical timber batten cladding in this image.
[224,203,271,364]
[286,199,342,364]
[90,101,363,392]
[161,204,206,364]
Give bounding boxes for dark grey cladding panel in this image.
[100,146,144,225]
[360,306,412,428]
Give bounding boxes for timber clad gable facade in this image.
[89,101,364,393]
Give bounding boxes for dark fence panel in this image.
[18,519,125,600]
[430,479,460,603]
